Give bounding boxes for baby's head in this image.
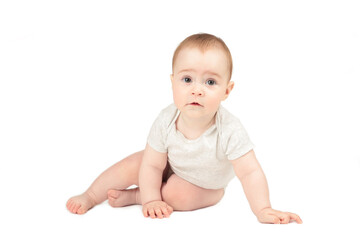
[172,33,233,81]
[170,33,235,119]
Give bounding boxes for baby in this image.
[66,33,302,224]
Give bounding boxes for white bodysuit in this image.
[147,104,255,189]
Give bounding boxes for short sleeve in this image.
[147,111,168,153]
[224,123,255,161]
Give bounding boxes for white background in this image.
[0,0,359,239]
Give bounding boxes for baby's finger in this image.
[167,205,173,214]
[259,214,281,224]
[161,207,170,218]
[271,215,281,224]
[155,208,164,219]
[269,215,281,224]
[142,207,149,217]
[277,213,291,224]
[287,212,303,224]
[149,208,156,219]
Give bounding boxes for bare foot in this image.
[107,188,140,207]
[66,192,97,214]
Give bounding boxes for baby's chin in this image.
[180,108,217,120]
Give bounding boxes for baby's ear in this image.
[170,74,174,82]
[223,81,235,100]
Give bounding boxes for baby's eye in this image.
[182,77,192,83]
[205,79,216,86]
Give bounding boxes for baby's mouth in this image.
[188,102,203,107]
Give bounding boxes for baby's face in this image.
[171,47,234,120]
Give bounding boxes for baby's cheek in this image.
[173,88,189,104]
[172,94,183,108]
[207,92,223,106]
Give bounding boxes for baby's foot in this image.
[107,188,140,207]
[66,192,96,214]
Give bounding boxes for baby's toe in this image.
[66,198,73,209]
[70,202,78,213]
[67,199,76,212]
[77,206,87,214]
[66,198,82,214]
[72,203,82,213]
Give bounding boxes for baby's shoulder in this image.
[216,105,244,131]
[155,103,179,128]
[216,106,254,159]
[216,105,250,143]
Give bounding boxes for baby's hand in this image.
[256,207,302,224]
[142,200,174,219]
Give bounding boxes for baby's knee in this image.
[161,176,195,210]
[162,189,193,211]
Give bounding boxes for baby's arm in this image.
[139,144,173,218]
[231,150,302,224]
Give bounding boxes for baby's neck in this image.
[176,113,216,140]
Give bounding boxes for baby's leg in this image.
[107,174,224,212]
[106,163,171,208]
[66,150,144,214]
[161,174,225,211]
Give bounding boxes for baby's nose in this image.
[191,83,204,96]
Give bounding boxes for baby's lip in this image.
[187,102,203,107]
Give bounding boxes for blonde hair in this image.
[172,33,233,80]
